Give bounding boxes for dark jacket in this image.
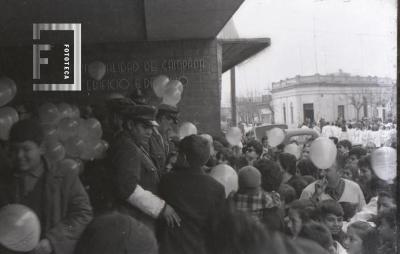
[149,129,168,175]
[0,157,93,254]
[158,168,226,254]
[109,131,161,229]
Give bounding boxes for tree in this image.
[348,93,364,121]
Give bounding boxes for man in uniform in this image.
[109,102,180,232]
[149,104,179,175]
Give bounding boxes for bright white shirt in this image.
[300,179,366,212]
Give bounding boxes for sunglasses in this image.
[246,148,256,153]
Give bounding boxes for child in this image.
[316,200,347,254]
[230,166,281,228]
[285,199,316,238]
[298,221,335,254]
[337,140,352,157]
[345,221,378,254]
[377,207,397,254]
[158,135,226,254]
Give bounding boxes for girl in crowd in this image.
[345,221,378,254]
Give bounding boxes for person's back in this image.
[158,135,225,254]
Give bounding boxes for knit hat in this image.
[238,166,261,189]
[9,119,44,145]
[75,211,158,254]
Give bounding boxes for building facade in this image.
[271,71,396,128]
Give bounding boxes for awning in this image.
[220,38,271,73]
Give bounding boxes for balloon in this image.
[266,128,285,147]
[0,204,40,252]
[88,61,106,81]
[44,140,66,162]
[70,105,80,118]
[41,124,58,141]
[283,143,301,160]
[162,89,181,106]
[209,164,238,197]
[64,136,86,158]
[0,77,17,107]
[152,75,170,98]
[371,147,397,182]
[85,118,103,139]
[0,107,19,140]
[200,134,214,155]
[57,118,79,141]
[57,103,73,119]
[178,122,197,139]
[38,103,60,124]
[58,158,81,173]
[309,137,337,169]
[225,127,242,146]
[77,118,89,138]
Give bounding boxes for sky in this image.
[220,0,397,107]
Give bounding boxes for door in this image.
[303,103,314,123]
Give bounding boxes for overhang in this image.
[220,38,271,73]
[0,0,245,46]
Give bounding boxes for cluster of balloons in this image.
[0,77,18,140]
[225,127,242,147]
[38,102,108,173]
[178,122,197,140]
[88,61,106,81]
[0,204,40,252]
[152,75,183,106]
[208,164,238,198]
[309,137,337,169]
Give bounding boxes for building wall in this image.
[0,39,222,135]
[272,83,394,127]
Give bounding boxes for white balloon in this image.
[225,127,242,146]
[284,143,301,160]
[178,122,197,139]
[152,75,170,98]
[309,137,337,169]
[266,128,285,147]
[88,61,106,81]
[371,147,397,182]
[0,204,41,252]
[209,164,238,197]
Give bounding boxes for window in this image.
[290,102,294,124]
[283,103,287,124]
[338,105,345,119]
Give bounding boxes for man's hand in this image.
[161,204,181,228]
[314,177,328,197]
[33,239,52,254]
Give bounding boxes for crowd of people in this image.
[0,95,397,254]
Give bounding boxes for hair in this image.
[297,159,318,177]
[349,147,367,159]
[179,135,210,167]
[317,200,344,218]
[377,206,397,228]
[253,159,283,192]
[278,153,297,175]
[216,148,234,164]
[337,140,352,151]
[299,222,333,250]
[287,177,308,199]
[245,140,263,156]
[357,155,371,169]
[278,184,297,205]
[9,119,44,145]
[289,199,316,223]
[347,221,378,254]
[329,137,338,145]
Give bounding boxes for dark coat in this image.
[0,157,93,254]
[109,131,161,230]
[158,168,226,254]
[149,129,168,175]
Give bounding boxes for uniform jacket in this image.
[109,131,161,229]
[0,157,93,254]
